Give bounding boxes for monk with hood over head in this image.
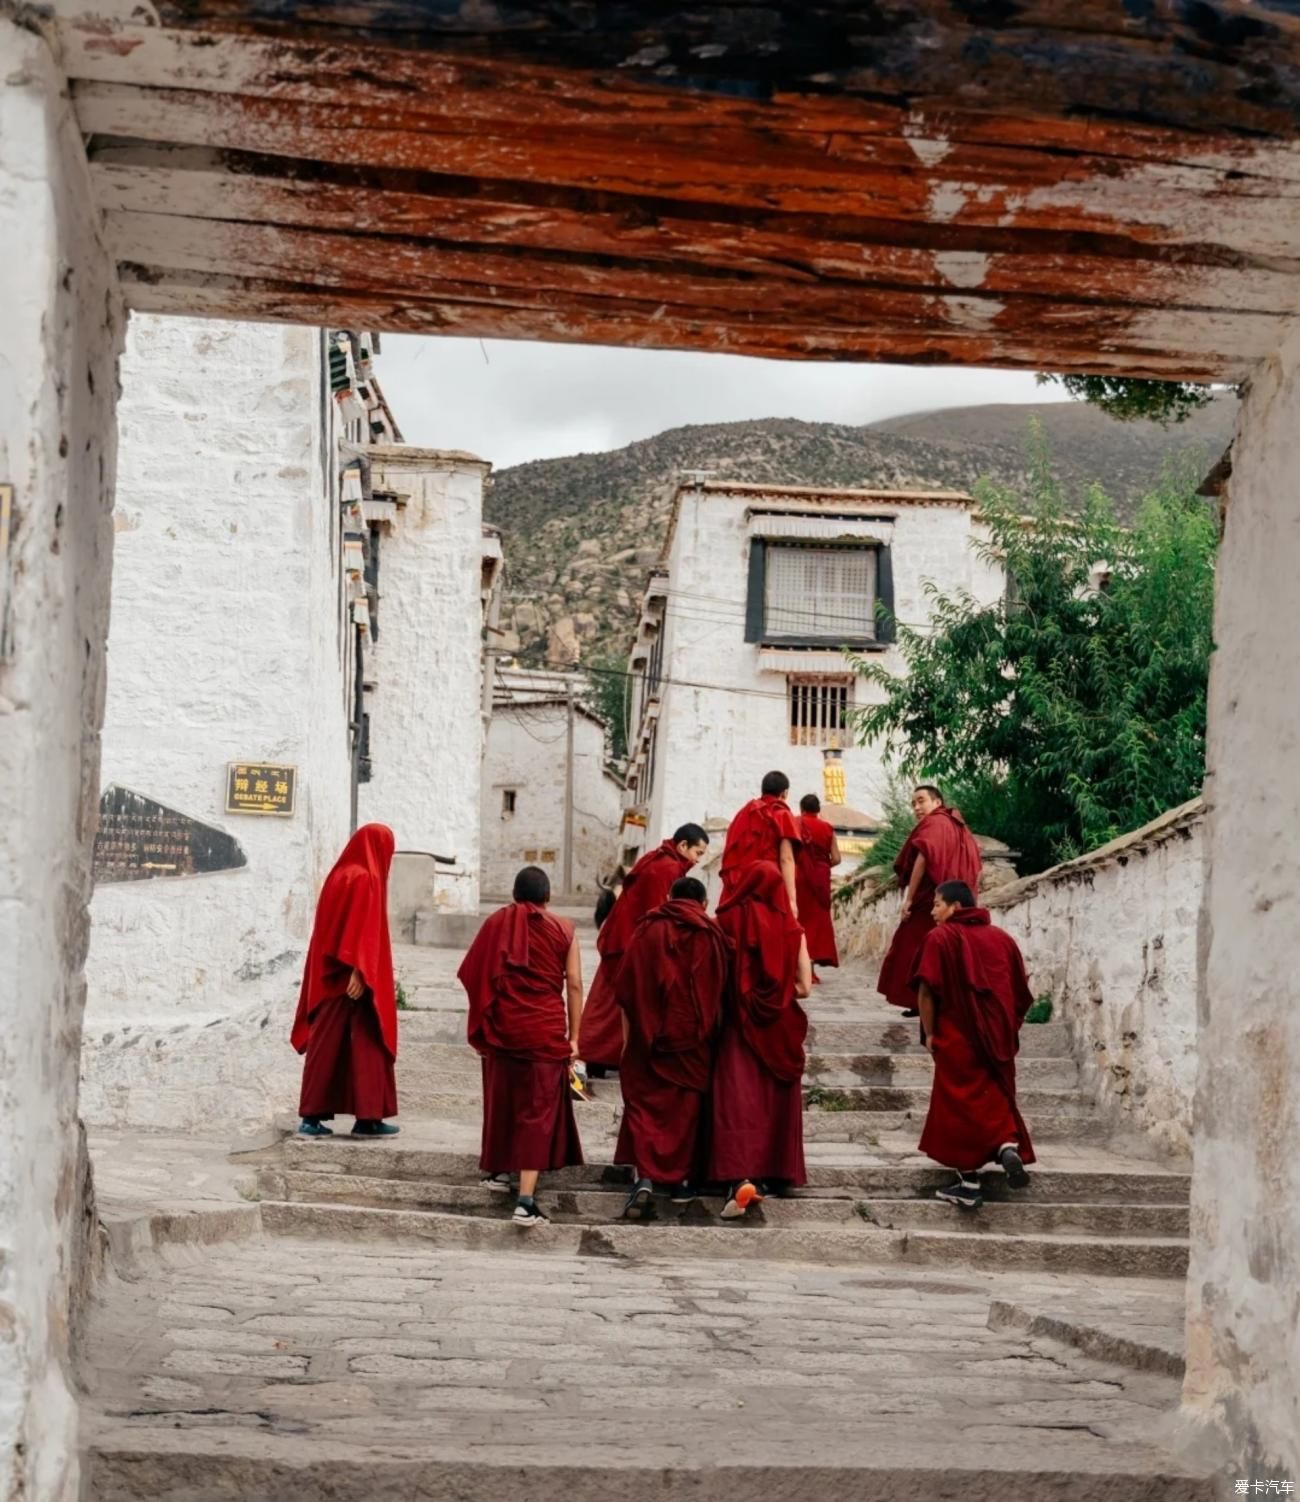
[708,861,812,1221]
[615,876,731,1220]
[292,823,400,1139]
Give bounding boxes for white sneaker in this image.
[512,1197,549,1227]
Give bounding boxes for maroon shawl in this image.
[460,902,575,1063]
[716,861,808,1084]
[720,796,801,898]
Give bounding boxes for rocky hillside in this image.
[485,396,1236,665]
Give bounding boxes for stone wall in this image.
[0,23,125,1500]
[481,702,622,898]
[360,447,491,915]
[83,316,352,1131]
[835,802,1203,1157]
[1184,327,1300,1483]
[987,802,1203,1159]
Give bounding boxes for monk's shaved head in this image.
[800,794,821,814]
[935,880,976,908]
[513,865,551,904]
[761,771,790,797]
[670,876,708,906]
[672,823,708,847]
[914,784,945,805]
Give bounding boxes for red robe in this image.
[877,807,982,1009]
[795,813,839,967]
[708,862,808,1185]
[719,795,801,902]
[913,908,1036,1172]
[614,900,730,1183]
[578,840,692,1068]
[459,903,583,1173]
[291,824,398,1119]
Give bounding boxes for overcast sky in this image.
[380,335,1071,472]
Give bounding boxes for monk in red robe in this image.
[577,823,709,1073]
[615,876,731,1219]
[795,793,842,973]
[709,861,812,1219]
[459,865,584,1226]
[291,823,400,1139]
[720,770,801,915]
[877,784,982,1017]
[913,880,1036,1210]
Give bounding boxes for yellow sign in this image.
[226,762,297,817]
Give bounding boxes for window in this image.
[745,541,892,646]
[501,789,517,816]
[788,674,854,747]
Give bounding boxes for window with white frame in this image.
[788,674,854,747]
[760,544,878,643]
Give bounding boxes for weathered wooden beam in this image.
[90,150,1300,318]
[119,264,1227,378]
[52,0,1300,140]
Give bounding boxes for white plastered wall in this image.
[82,316,352,1130]
[0,22,125,1500]
[360,447,490,914]
[481,704,621,898]
[647,489,1004,841]
[1183,327,1300,1480]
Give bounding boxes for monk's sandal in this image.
[936,1176,983,1211]
[998,1145,1029,1189]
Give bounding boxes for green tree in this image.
[584,657,630,761]
[1036,374,1213,426]
[850,445,1217,873]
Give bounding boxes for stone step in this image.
[800,1109,1110,1143]
[258,1199,1189,1278]
[85,1439,1213,1502]
[806,1018,1071,1056]
[280,1139,1191,1203]
[808,1054,1079,1088]
[267,1168,1190,1241]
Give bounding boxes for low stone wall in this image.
[987,800,1202,1159]
[835,800,1203,1159]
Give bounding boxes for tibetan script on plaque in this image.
[226,762,297,817]
[93,785,248,884]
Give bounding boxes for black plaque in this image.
[93,785,248,884]
[226,761,297,817]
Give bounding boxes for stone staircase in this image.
[249,943,1192,1282]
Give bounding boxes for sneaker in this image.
[935,1176,983,1211]
[901,1007,920,1018]
[480,1173,512,1193]
[622,1177,654,1221]
[998,1145,1030,1189]
[670,1181,700,1205]
[512,1197,549,1227]
[351,1120,400,1137]
[721,1180,764,1220]
[297,1118,332,1137]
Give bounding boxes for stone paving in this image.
[80,940,1214,1498]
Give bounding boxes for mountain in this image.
[484,395,1236,666]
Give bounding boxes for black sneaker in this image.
[998,1145,1030,1189]
[935,1176,983,1211]
[512,1197,549,1227]
[480,1173,512,1193]
[622,1177,654,1220]
[351,1119,400,1137]
[298,1117,332,1137]
[901,1007,920,1018]
[670,1181,700,1205]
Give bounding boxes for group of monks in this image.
[289,772,1038,1224]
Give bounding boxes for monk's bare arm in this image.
[901,853,926,919]
[794,934,813,999]
[917,981,938,1049]
[564,938,584,1056]
[829,833,843,868]
[779,838,799,918]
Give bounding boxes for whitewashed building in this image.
[623,480,1005,856]
[482,666,623,900]
[83,317,498,1129]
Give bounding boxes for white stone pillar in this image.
[0,21,124,1501]
[1186,322,1300,1480]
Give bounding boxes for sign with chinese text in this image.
[94,786,247,884]
[226,762,297,817]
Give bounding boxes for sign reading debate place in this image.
[226,762,297,817]
[93,786,248,884]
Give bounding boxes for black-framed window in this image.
[744,540,894,647]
